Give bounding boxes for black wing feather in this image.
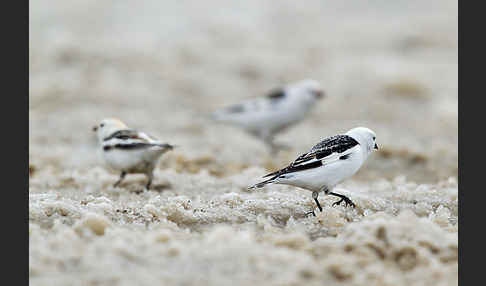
[266,88,286,103]
[103,129,141,141]
[263,135,359,179]
[104,143,153,151]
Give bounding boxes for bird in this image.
[249,127,378,216]
[92,118,175,190]
[211,79,325,153]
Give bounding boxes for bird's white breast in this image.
[101,146,166,173]
[277,145,365,192]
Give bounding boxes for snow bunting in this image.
[211,79,324,153]
[93,118,174,190]
[250,127,378,216]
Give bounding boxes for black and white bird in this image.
[249,127,378,216]
[211,79,324,153]
[93,118,174,190]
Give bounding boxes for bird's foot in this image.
[306,210,316,217]
[304,195,323,217]
[306,198,323,217]
[332,196,356,208]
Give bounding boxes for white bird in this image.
[93,118,174,190]
[211,79,325,153]
[250,127,378,215]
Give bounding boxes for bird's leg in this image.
[267,139,292,155]
[328,191,356,208]
[261,133,279,155]
[269,142,280,155]
[113,171,126,188]
[145,171,153,191]
[272,142,291,152]
[306,191,322,217]
[259,131,288,154]
[313,191,323,212]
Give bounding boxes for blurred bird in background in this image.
[211,79,325,153]
[93,118,175,190]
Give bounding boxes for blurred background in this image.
[29,1,458,285]
[29,0,457,184]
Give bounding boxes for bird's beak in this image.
[315,90,325,99]
[92,126,98,132]
[374,143,379,150]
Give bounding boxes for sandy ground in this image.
[29,0,457,285]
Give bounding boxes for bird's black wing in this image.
[103,129,148,142]
[266,88,286,104]
[263,135,359,179]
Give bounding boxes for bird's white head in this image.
[93,118,128,143]
[346,127,378,155]
[287,79,325,104]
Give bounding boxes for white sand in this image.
[29,0,457,285]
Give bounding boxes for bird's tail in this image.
[248,177,275,190]
[209,106,242,123]
[155,143,177,151]
[208,110,227,122]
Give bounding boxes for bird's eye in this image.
[372,136,376,140]
[100,123,105,128]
